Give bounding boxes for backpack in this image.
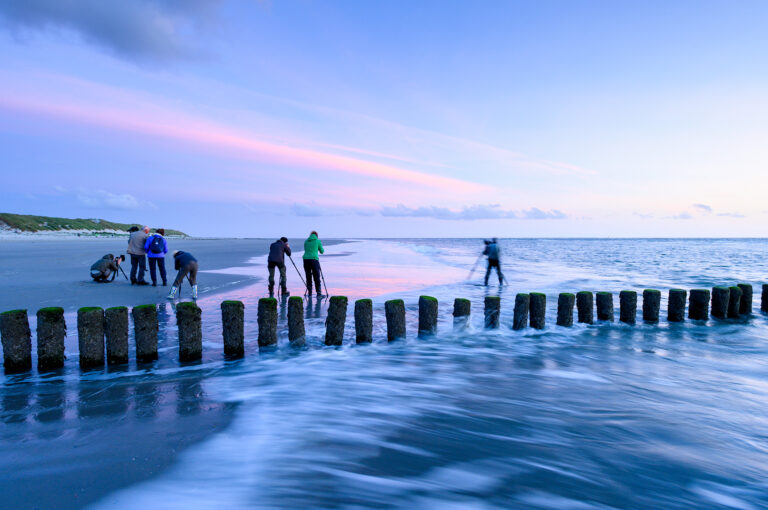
[149,235,164,254]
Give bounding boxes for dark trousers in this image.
[303,259,322,294]
[148,257,167,285]
[173,260,198,287]
[485,259,503,285]
[268,261,287,290]
[130,254,146,283]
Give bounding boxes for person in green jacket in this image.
[302,230,324,295]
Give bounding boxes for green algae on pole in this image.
[576,291,594,324]
[513,293,529,330]
[325,296,348,346]
[355,299,373,343]
[711,286,729,319]
[668,289,687,322]
[132,304,158,362]
[105,306,129,365]
[221,300,245,356]
[37,307,66,371]
[0,309,31,373]
[689,289,710,321]
[642,290,661,323]
[258,297,278,347]
[288,297,306,346]
[727,286,742,319]
[77,307,105,369]
[484,296,500,329]
[530,293,546,329]
[596,292,614,322]
[556,293,574,327]
[619,291,637,325]
[177,302,203,362]
[738,284,753,315]
[418,296,438,338]
[452,298,471,331]
[385,299,406,341]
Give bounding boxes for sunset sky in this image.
[1,0,767,237]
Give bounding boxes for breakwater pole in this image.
[727,286,742,319]
[643,290,661,323]
[77,307,104,369]
[385,299,406,341]
[453,298,471,331]
[668,289,686,322]
[133,304,158,362]
[711,286,729,319]
[556,293,575,327]
[739,284,753,315]
[418,296,438,338]
[177,302,202,362]
[355,299,373,343]
[258,297,278,347]
[37,307,65,371]
[484,296,500,329]
[288,297,306,346]
[689,289,710,320]
[577,291,593,324]
[596,292,614,322]
[513,294,529,330]
[325,296,348,346]
[619,291,637,325]
[222,300,245,356]
[530,293,546,329]
[0,309,32,373]
[105,306,129,365]
[763,284,768,313]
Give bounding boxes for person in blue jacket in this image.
[143,228,168,286]
[483,237,504,286]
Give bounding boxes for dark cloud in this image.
[692,203,713,213]
[0,0,220,62]
[716,212,745,218]
[666,212,693,220]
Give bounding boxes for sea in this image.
[3,238,768,509]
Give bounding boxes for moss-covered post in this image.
[221,300,245,357]
[104,306,128,365]
[77,307,105,369]
[132,304,158,362]
[258,297,278,347]
[576,291,593,324]
[738,283,753,315]
[596,292,613,322]
[355,299,373,343]
[288,297,306,346]
[556,293,574,327]
[529,293,546,329]
[711,286,729,319]
[418,296,438,338]
[0,309,32,373]
[177,302,202,362]
[689,289,710,321]
[727,286,742,319]
[385,299,406,341]
[642,290,661,323]
[325,296,348,346]
[619,291,637,325]
[484,296,500,329]
[452,298,471,331]
[513,293,529,330]
[762,284,768,313]
[37,307,66,371]
[668,289,687,322]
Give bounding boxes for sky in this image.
[1,0,767,238]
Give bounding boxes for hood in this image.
[103,254,114,260]
[307,233,318,240]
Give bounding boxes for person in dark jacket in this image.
[167,250,198,300]
[267,237,291,295]
[143,228,168,287]
[483,238,504,286]
[90,254,124,282]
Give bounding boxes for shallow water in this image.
[3,238,768,509]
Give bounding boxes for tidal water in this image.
[3,239,768,509]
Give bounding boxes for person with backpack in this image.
[302,231,324,296]
[90,254,125,283]
[483,237,504,286]
[267,236,291,296]
[143,228,168,286]
[127,225,150,285]
[167,250,198,300]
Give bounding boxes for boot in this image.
[167,285,178,300]
[281,286,290,296]
[268,284,274,296]
[192,285,198,300]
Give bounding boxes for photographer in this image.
[90,254,125,283]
